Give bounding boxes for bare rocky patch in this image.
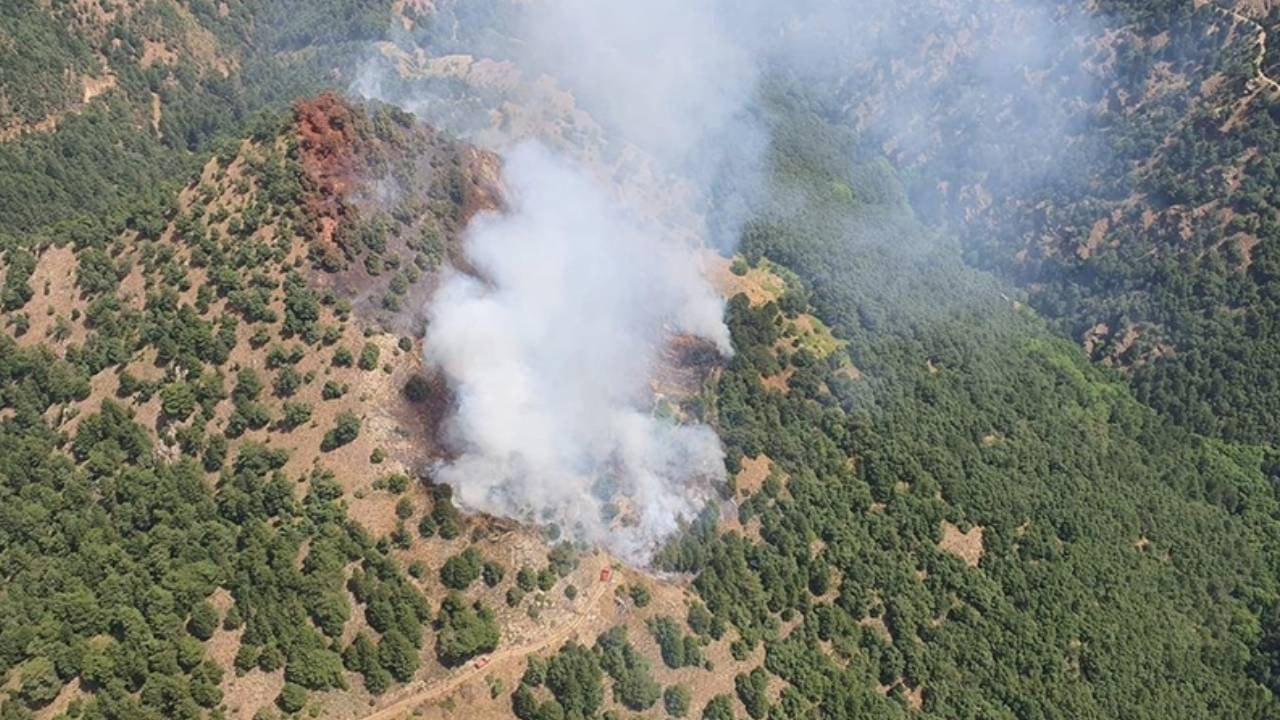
[939,521,985,567]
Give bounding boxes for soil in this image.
[938,521,985,567]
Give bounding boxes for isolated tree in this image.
[545,642,603,718]
[403,373,430,402]
[702,695,735,720]
[483,560,506,587]
[665,685,692,717]
[161,381,198,419]
[283,647,346,691]
[436,593,499,666]
[440,547,484,590]
[358,342,380,370]
[321,411,360,451]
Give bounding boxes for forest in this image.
[825,0,1280,445]
[648,107,1280,717]
[496,101,1280,719]
[4,0,1280,718]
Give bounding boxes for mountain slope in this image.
[811,0,1280,444]
[655,108,1280,718]
[5,2,1280,720]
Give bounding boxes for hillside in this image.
[0,0,404,238]
[4,2,1280,720]
[0,90,784,720]
[0,96,584,720]
[656,109,1280,718]
[814,0,1280,443]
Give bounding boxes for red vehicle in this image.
[599,567,612,583]
[473,656,490,670]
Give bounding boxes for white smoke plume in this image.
[426,143,730,557]
[350,0,777,558]
[352,0,1097,556]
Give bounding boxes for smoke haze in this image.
[353,0,779,557]
[353,0,1097,556]
[425,142,729,555]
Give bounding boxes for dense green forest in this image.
[499,100,1280,719]
[0,342,434,719]
[823,0,1280,444]
[649,106,1280,718]
[0,0,396,238]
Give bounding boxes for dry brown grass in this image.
[32,679,84,720]
[703,252,785,307]
[938,521,985,568]
[222,668,285,720]
[735,455,774,496]
[140,39,177,68]
[17,245,88,350]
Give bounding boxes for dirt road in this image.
[1205,0,1280,93]
[358,568,612,720]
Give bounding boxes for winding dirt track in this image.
[358,572,612,720]
[1205,0,1280,92]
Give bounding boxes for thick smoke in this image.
[354,0,1097,556]
[354,0,777,558]
[426,143,729,556]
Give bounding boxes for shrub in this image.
[378,629,421,682]
[358,342,380,371]
[276,683,307,713]
[276,401,312,431]
[735,667,769,719]
[283,647,346,691]
[648,617,694,669]
[417,515,437,538]
[664,685,692,717]
[483,561,506,587]
[233,367,263,403]
[517,566,537,592]
[403,374,430,402]
[379,473,409,493]
[544,642,603,718]
[321,381,345,399]
[188,601,219,640]
[702,695,734,720]
[273,366,303,397]
[161,381,198,420]
[321,411,360,451]
[440,547,484,590]
[436,593,499,666]
[202,430,227,471]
